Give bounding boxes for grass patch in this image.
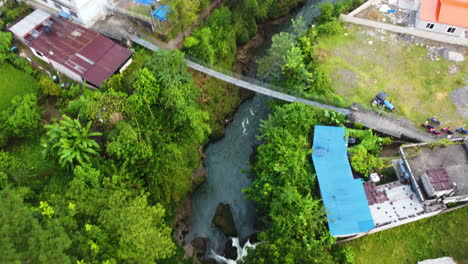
[344,207,468,264]
[316,26,467,127]
[3,137,59,194]
[127,4,152,17]
[0,63,40,111]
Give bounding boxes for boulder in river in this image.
[191,237,209,258]
[200,259,217,264]
[212,203,238,237]
[224,238,238,260]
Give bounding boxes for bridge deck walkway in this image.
[130,35,450,143]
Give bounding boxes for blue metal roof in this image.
[152,5,171,21]
[133,0,154,5]
[312,126,375,237]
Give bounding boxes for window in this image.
[54,2,62,10]
[36,51,43,57]
[447,27,456,33]
[426,23,434,29]
[41,0,48,3]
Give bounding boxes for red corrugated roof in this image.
[25,17,132,86]
[419,0,468,28]
[83,44,133,86]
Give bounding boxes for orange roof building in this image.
[419,0,468,28]
[417,0,467,36]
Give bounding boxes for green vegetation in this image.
[2,0,465,263]
[241,103,347,264]
[1,16,211,260]
[42,116,102,168]
[315,25,468,126]
[345,207,468,264]
[0,62,40,111]
[183,0,304,69]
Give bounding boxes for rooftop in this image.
[402,140,468,198]
[419,0,468,28]
[426,168,455,191]
[366,181,424,226]
[312,126,375,237]
[9,10,133,87]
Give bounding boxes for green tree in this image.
[39,75,62,96]
[0,93,42,139]
[99,191,175,263]
[257,32,296,81]
[42,115,102,168]
[67,89,127,125]
[183,27,215,65]
[0,31,13,62]
[166,0,200,31]
[0,188,71,264]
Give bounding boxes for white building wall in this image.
[30,47,51,64]
[70,0,108,26]
[28,0,108,25]
[49,59,83,83]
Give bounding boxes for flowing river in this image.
[185,0,338,261]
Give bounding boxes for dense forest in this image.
[0,0,397,263]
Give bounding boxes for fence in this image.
[109,7,152,24]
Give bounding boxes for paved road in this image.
[347,104,440,142]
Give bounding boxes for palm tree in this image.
[42,115,102,168]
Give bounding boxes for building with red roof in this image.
[9,9,133,87]
[415,0,468,37]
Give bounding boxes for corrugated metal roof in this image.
[312,126,375,237]
[9,9,51,38]
[21,15,132,87]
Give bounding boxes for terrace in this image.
[402,140,468,200]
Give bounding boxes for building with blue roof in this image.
[312,125,375,237]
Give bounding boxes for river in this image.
[185,0,337,261]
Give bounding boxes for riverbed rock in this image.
[172,195,192,244]
[183,243,194,259]
[192,165,207,187]
[191,237,209,258]
[212,203,238,237]
[224,238,238,260]
[200,259,217,264]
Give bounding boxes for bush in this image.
[0,93,43,141]
[316,20,344,36]
[1,3,31,24]
[39,75,62,96]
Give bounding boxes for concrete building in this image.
[414,0,468,37]
[8,9,133,87]
[399,138,468,204]
[25,0,109,26]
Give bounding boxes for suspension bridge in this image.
[131,35,441,143]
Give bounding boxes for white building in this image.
[26,0,109,26]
